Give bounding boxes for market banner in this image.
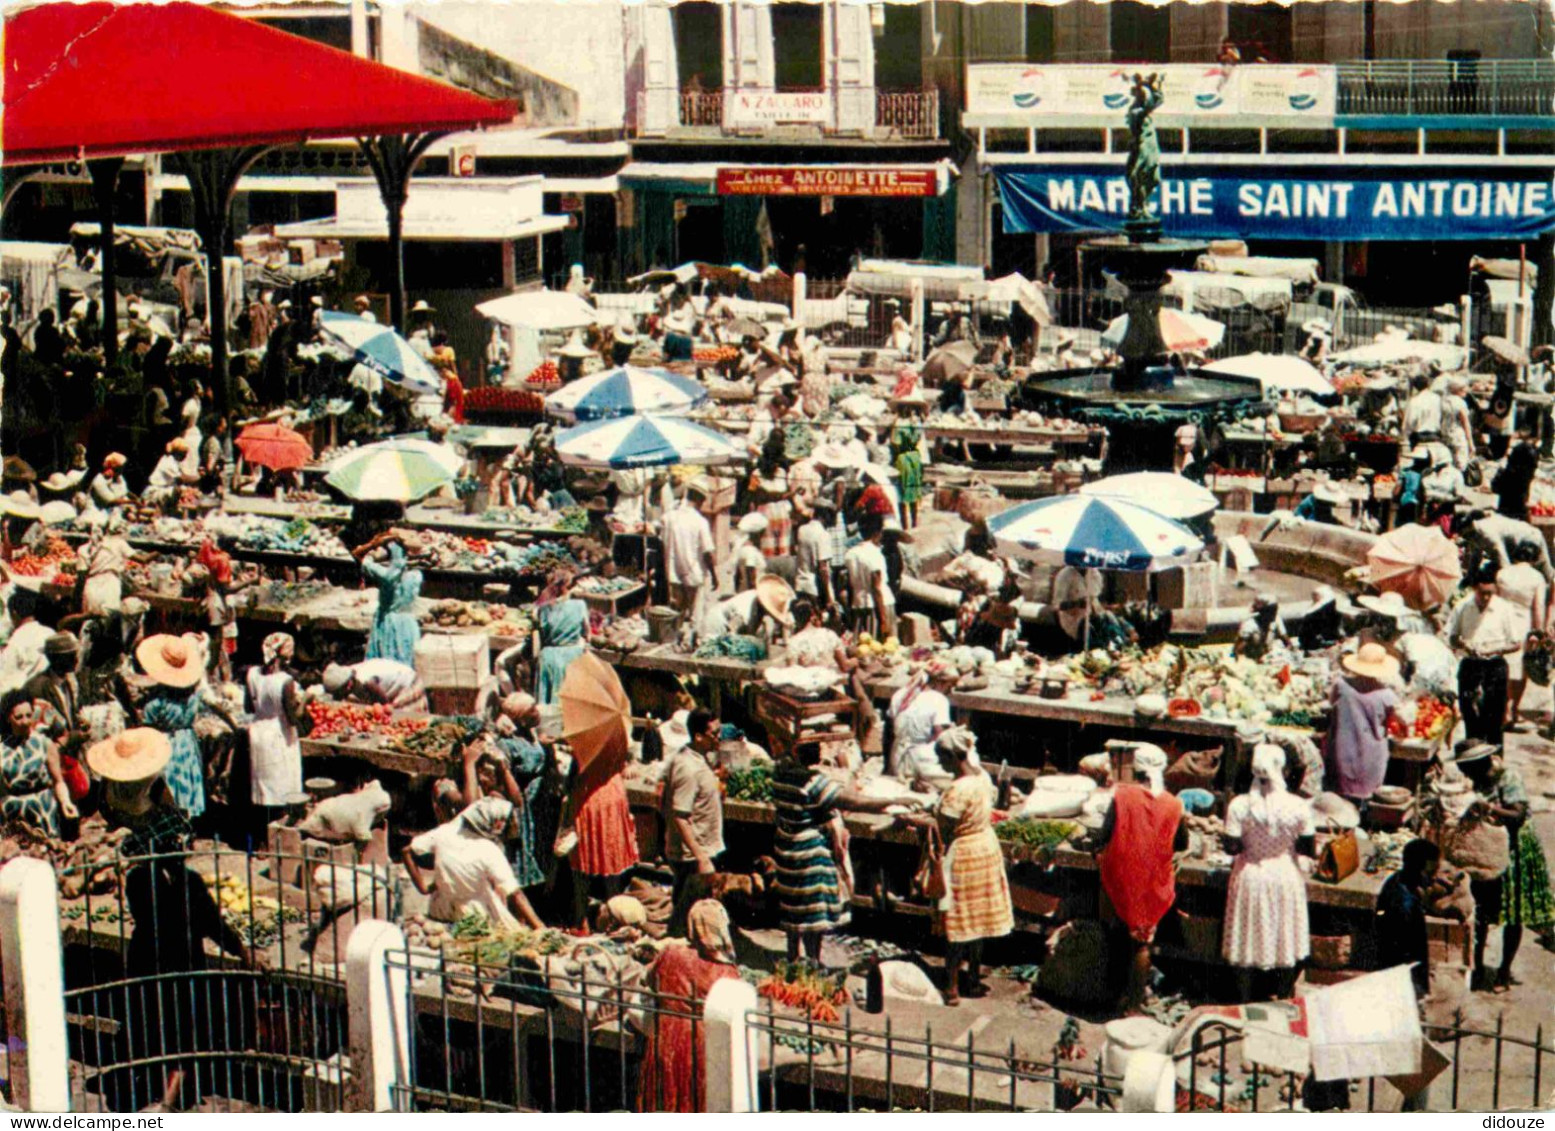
[716,167,940,198]
[994,164,1555,241]
[966,63,1336,122]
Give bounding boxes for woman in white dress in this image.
[1498,539,1548,727]
[77,511,136,617]
[245,632,304,833]
[1221,743,1316,1002]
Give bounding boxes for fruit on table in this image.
[465,386,545,415]
[1412,695,1452,739]
[305,701,430,739]
[854,633,900,660]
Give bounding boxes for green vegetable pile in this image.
[393,715,486,758]
[994,818,1079,849]
[554,506,589,533]
[694,634,769,663]
[1266,710,1315,728]
[782,422,816,462]
[725,763,774,803]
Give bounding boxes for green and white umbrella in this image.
[324,439,458,502]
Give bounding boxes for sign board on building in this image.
[726,90,831,127]
[717,167,939,198]
[966,64,1336,122]
[450,144,478,178]
[993,164,1555,242]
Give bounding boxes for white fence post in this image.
[793,270,807,328]
[702,977,759,1113]
[345,919,409,1113]
[910,277,926,361]
[0,858,69,1112]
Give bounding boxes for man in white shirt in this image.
[323,658,428,713]
[1401,376,1444,443]
[792,495,835,607]
[402,797,543,929]
[662,708,726,932]
[1447,571,1521,743]
[661,489,716,614]
[844,515,894,638]
[0,587,50,693]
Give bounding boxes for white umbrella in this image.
[987,495,1204,571]
[1203,352,1334,397]
[318,312,442,395]
[1079,472,1219,520]
[554,414,743,469]
[476,290,603,331]
[1329,339,1467,370]
[327,436,465,476]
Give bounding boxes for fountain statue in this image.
[1020,72,1271,472]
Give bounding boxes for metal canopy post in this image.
[172,145,270,419]
[88,157,125,363]
[358,131,445,333]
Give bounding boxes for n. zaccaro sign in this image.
[726,90,831,127]
[994,164,1555,241]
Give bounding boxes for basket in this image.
[1310,934,1353,970]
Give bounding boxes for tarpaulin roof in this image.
[2,2,516,166]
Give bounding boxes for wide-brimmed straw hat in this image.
[1311,481,1345,505]
[1357,591,1410,619]
[1,491,40,520]
[556,330,595,359]
[1341,641,1401,682]
[87,727,172,783]
[754,574,794,624]
[136,633,204,688]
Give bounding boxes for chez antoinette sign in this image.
[726,90,831,127]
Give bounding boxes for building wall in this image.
[411,1,627,129]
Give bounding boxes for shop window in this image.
[1110,1,1170,64]
[673,2,723,92]
[772,4,824,90]
[1026,6,1055,63]
[875,4,922,90]
[1227,4,1293,63]
[253,16,352,52]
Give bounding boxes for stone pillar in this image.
[0,859,69,1113]
[702,978,759,1113]
[350,0,370,58]
[345,920,410,1112]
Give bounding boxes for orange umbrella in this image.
[559,651,630,770]
[1366,523,1462,610]
[235,421,313,472]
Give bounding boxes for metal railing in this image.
[60,847,390,1113]
[1179,1014,1555,1113]
[680,90,725,128]
[876,90,941,139]
[1335,59,1555,117]
[748,999,1124,1112]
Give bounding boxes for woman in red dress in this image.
[558,728,639,926]
[637,900,739,1112]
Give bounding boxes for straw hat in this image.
[39,500,76,525]
[136,633,204,688]
[556,330,595,359]
[736,511,769,535]
[1449,740,1497,767]
[1,491,40,520]
[411,300,436,314]
[754,574,794,624]
[87,727,172,783]
[1341,641,1401,682]
[614,317,639,345]
[1357,591,1410,619]
[1311,481,1345,505]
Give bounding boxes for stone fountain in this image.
[1022,73,1269,473]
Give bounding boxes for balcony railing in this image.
[877,89,941,139]
[1336,59,1555,117]
[678,89,724,128]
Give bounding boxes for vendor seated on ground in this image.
[322,659,429,713]
[717,574,794,644]
[401,796,544,930]
[1235,593,1293,661]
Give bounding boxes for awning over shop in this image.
[276,177,570,242]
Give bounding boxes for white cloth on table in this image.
[408,821,520,929]
[246,667,302,806]
[661,502,715,587]
[345,658,426,709]
[786,625,841,668]
[1222,788,1314,970]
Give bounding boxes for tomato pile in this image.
[306,701,431,739]
[1531,501,1555,518]
[527,360,561,389]
[693,346,738,364]
[10,538,76,577]
[1411,696,1453,740]
[465,387,545,416]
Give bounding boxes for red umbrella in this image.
[235,422,313,472]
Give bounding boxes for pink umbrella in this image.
[1366,523,1462,610]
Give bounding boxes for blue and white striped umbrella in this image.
[987,494,1203,572]
[544,365,708,422]
[318,310,442,396]
[555,414,743,469]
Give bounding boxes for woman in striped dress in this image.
[772,746,908,962]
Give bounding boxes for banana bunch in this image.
[205,874,280,918]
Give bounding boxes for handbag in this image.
[913,824,947,902]
[1315,827,1360,883]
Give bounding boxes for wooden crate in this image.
[1156,562,1217,611]
[1427,916,1473,968]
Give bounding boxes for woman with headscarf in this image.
[532,568,590,706]
[77,510,137,617]
[136,633,232,820]
[636,899,740,1112]
[1095,743,1186,1013]
[0,689,76,838]
[86,452,130,516]
[403,795,545,930]
[887,659,956,781]
[245,632,305,831]
[771,738,906,962]
[913,728,1013,1004]
[1222,744,1316,1002]
[463,694,553,896]
[353,531,424,668]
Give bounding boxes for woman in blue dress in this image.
[532,568,590,706]
[354,532,424,667]
[0,690,75,838]
[134,633,237,819]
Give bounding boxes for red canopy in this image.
[2,2,515,166]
